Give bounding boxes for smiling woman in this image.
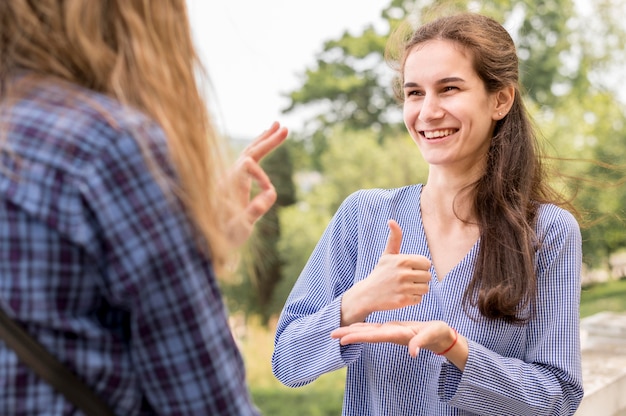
[272,11,584,416]
[401,40,508,181]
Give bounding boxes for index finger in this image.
[335,323,413,346]
[330,323,382,339]
[245,122,288,162]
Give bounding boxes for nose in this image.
[418,94,444,123]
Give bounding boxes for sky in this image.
[187,0,390,140]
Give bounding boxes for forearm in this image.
[442,340,583,415]
[272,297,352,387]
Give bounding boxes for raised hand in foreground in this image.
[224,121,288,247]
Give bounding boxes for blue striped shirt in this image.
[273,185,583,415]
[0,79,259,415]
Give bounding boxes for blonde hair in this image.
[0,0,234,273]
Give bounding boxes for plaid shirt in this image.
[0,78,259,415]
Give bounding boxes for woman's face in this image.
[402,39,500,174]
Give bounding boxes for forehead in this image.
[403,39,477,81]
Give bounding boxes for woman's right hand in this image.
[340,219,431,326]
[223,122,288,248]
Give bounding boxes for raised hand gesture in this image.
[339,219,431,325]
[224,122,288,247]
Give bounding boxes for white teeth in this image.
[423,129,456,139]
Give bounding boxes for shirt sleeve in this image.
[82,120,259,415]
[439,207,584,416]
[272,191,365,387]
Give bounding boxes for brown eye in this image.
[405,90,423,98]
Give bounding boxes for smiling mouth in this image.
[421,129,458,139]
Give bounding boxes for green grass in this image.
[239,278,626,415]
[251,378,344,416]
[239,317,345,416]
[580,278,626,317]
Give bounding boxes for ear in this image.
[492,85,515,120]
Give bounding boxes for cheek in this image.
[403,105,422,143]
[403,102,418,126]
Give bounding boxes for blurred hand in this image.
[225,121,288,247]
[340,220,431,325]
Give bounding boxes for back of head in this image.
[2,1,193,96]
[0,0,233,272]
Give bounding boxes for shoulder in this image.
[323,185,424,240]
[6,79,166,168]
[1,79,173,245]
[18,78,153,130]
[535,203,582,261]
[5,78,173,195]
[535,203,580,237]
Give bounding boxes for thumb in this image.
[383,219,402,255]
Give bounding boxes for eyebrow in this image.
[403,77,466,88]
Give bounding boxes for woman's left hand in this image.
[330,320,459,359]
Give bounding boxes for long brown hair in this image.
[0,0,234,273]
[387,13,574,323]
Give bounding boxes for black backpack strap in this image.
[0,307,116,416]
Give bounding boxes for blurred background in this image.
[190,0,626,414]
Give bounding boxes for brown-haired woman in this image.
[0,1,286,415]
[273,12,583,415]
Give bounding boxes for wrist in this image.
[435,327,458,356]
[340,287,369,326]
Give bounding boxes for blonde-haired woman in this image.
[0,1,286,415]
